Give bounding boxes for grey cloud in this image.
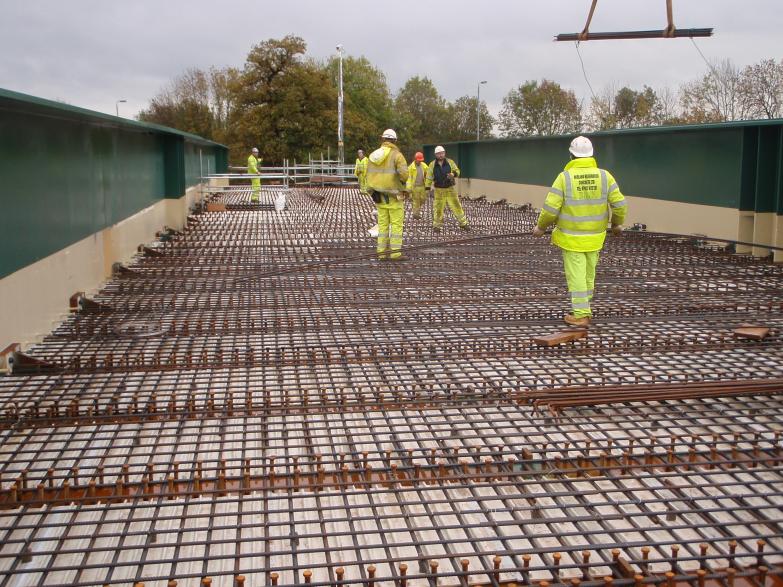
[0,0,780,120]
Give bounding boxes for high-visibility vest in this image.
[406,161,429,190]
[354,157,368,177]
[366,142,407,193]
[247,154,260,174]
[538,157,627,252]
[425,158,460,189]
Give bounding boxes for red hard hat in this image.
[415,152,424,161]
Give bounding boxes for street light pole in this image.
[115,99,127,117]
[336,44,345,164]
[476,81,487,141]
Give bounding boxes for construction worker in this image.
[532,136,627,327]
[354,149,369,194]
[248,147,261,203]
[426,146,469,232]
[406,152,429,219]
[365,129,409,261]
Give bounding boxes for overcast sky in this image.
[1,0,780,120]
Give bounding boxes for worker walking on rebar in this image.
[248,147,261,203]
[354,149,369,194]
[533,136,627,327]
[365,129,409,261]
[426,146,469,232]
[406,152,429,219]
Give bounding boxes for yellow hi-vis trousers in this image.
[358,174,368,194]
[251,178,261,202]
[376,195,404,259]
[562,249,600,318]
[410,186,427,216]
[433,187,467,228]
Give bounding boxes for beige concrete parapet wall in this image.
[458,178,783,263]
[0,186,204,350]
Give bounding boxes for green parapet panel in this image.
[216,147,229,173]
[739,127,759,212]
[778,130,783,215]
[754,126,781,214]
[163,134,186,199]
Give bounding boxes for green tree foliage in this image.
[589,86,668,129]
[393,76,451,156]
[226,35,338,165]
[445,96,495,141]
[325,56,393,156]
[140,38,783,163]
[138,68,218,138]
[499,80,582,137]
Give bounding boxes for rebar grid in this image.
[0,188,781,587]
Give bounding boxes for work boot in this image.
[459,224,471,231]
[413,213,421,220]
[390,254,408,262]
[563,314,591,328]
[433,226,442,233]
[377,255,389,262]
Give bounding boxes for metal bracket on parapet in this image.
[0,344,20,374]
[70,293,111,314]
[111,263,137,278]
[7,351,62,375]
[138,245,165,257]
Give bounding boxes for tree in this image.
[226,36,338,165]
[444,96,495,141]
[680,59,751,122]
[588,85,667,130]
[615,86,662,127]
[740,58,783,119]
[325,55,394,156]
[499,80,582,137]
[393,76,451,155]
[206,67,241,144]
[138,68,215,138]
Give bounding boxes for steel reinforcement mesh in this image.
[0,187,781,587]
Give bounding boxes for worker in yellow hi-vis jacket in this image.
[406,152,429,219]
[426,146,469,232]
[248,147,261,203]
[354,149,369,194]
[533,136,627,328]
[365,129,409,261]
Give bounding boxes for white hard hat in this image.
[251,147,259,153]
[434,146,446,154]
[569,136,593,158]
[381,129,397,140]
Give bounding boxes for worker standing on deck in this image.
[426,146,469,232]
[532,136,627,327]
[365,129,409,261]
[406,152,429,219]
[354,149,369,194]
[248,147,262,203]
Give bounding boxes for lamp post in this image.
[115,99,127,117]
[476,81,487,141]
[336,44,345,164]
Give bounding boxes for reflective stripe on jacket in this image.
[365,142,408,193]
[536,157,627,252]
